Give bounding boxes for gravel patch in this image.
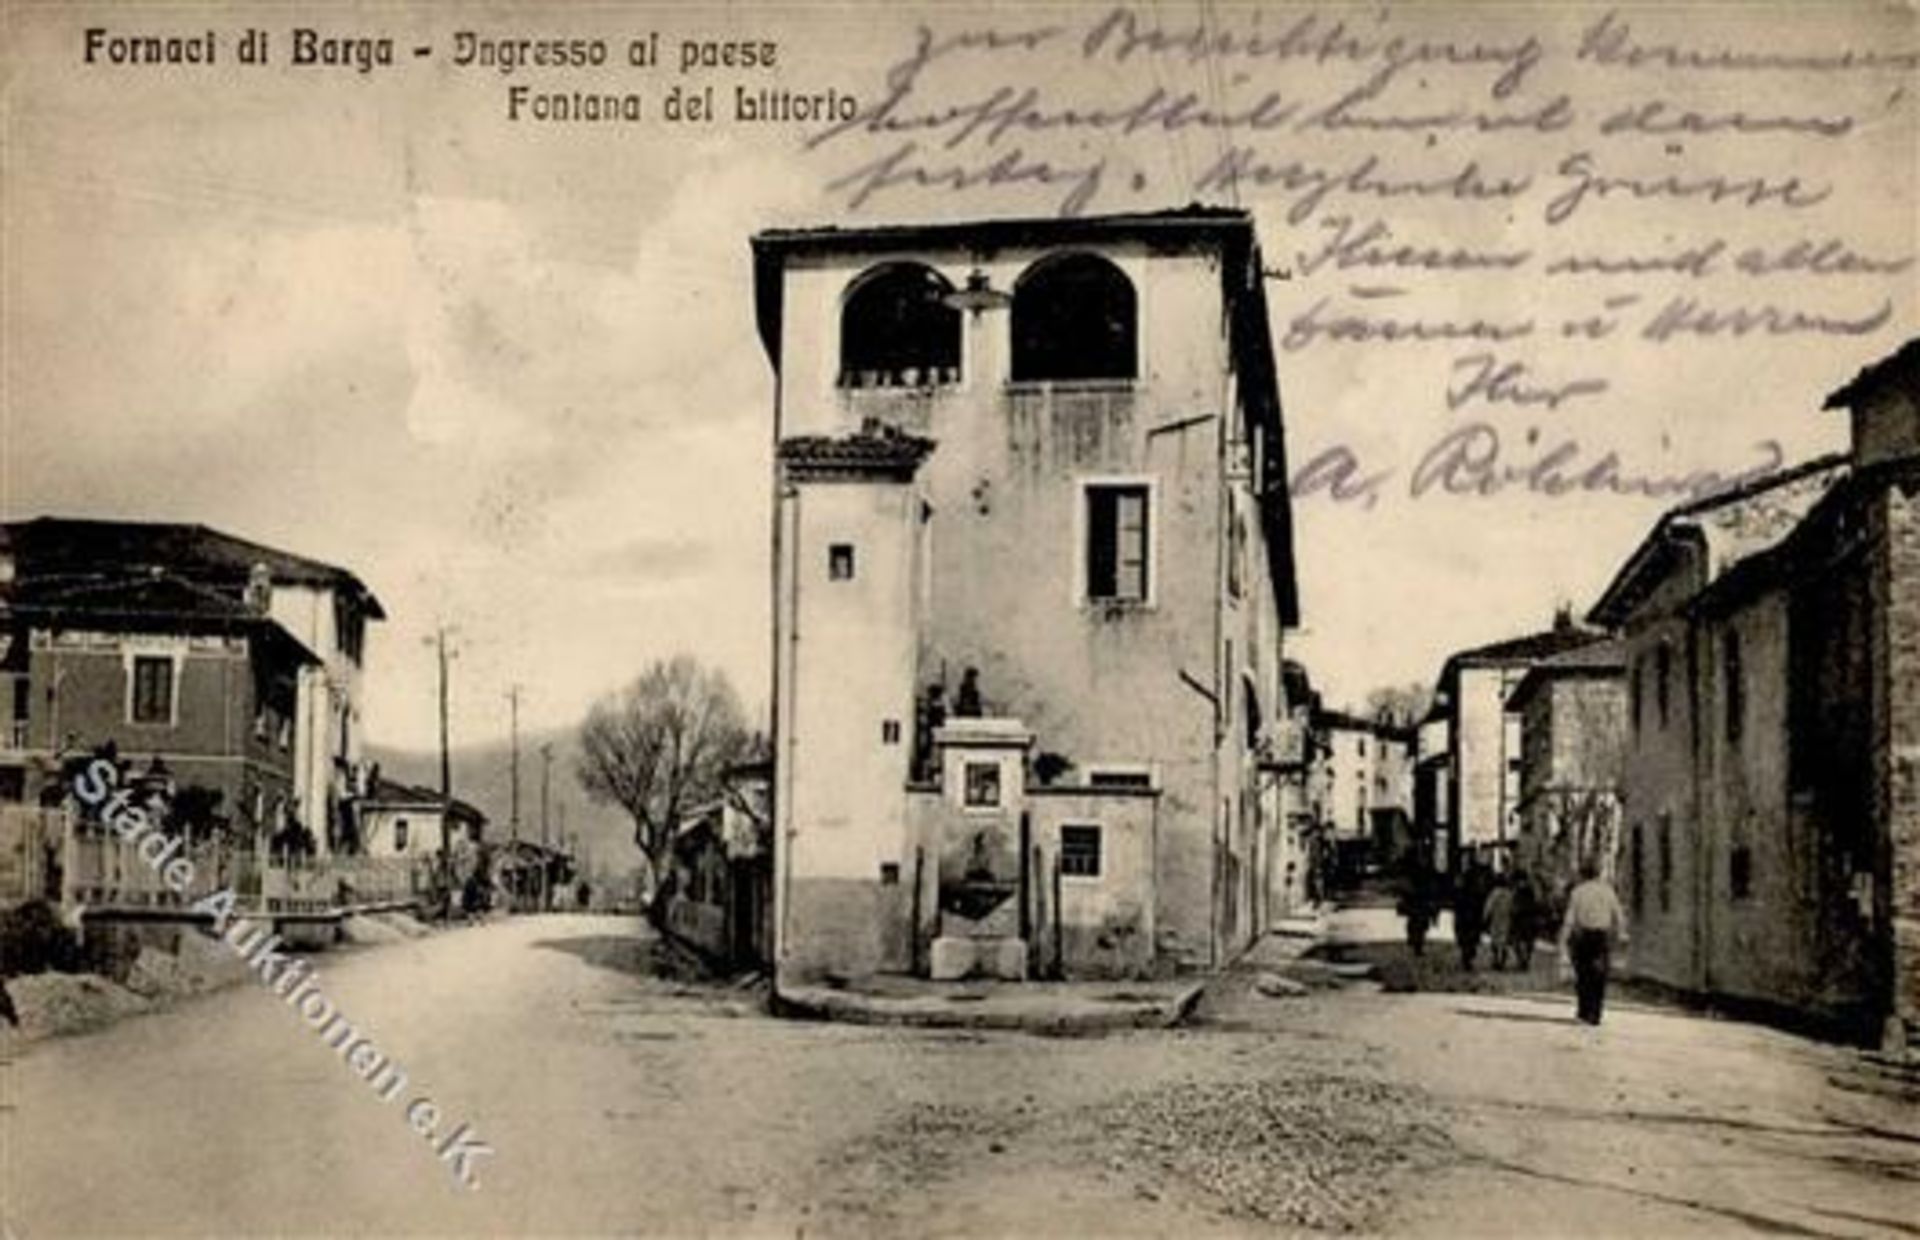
[1090,1073,1453,1231]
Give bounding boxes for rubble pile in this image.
[340,914,409,946]
[7,971,152,1039]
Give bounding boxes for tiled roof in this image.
[1,518,384,619]
[2,569,321,663]
[1447,623,1610,668]
[779,425,936,479]
[1588,455,1848,626]
[364,776,484,822]
[1507,639,1626,711]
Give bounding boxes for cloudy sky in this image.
[5,2,1915,751]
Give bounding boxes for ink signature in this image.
[1290,423,1786,510]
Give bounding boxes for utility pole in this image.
[425,626,457,922]
[507,684,521,843]
[540,743,553,847]
[539,742,554,912]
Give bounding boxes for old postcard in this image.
[2,2,1916,1236]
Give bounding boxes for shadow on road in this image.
[1452,1007,1582,1026]
[530,932,704,983]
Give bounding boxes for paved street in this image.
[4,913,1916,1237]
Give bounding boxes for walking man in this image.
[1558,858,1628,1025]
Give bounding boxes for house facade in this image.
[0,520,383,856]
[1435,616,1608,873]
[754,209,1300,983]
[1310,708,1414,884]
[1412,704,1451,877]
[1591,338,1920,1047]
[358,776,486,860]
[1590,454,1849,1027]
[1507,640,1628,899]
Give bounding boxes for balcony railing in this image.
[836,381,957,436]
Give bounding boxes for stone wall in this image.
[1877,481,1920,1041]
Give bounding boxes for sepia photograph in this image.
[1,1,1917,1235]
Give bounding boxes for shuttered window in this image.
[1087,484,1149,603]
[131,656,174,725]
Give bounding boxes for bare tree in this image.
[1365,681,1435,728]
[575,656,754,923]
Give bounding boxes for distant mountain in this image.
[366,725,643,882]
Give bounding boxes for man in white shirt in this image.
[1558,858,1629,1025]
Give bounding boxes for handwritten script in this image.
[804,5,1915,507]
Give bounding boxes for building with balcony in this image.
[0,519,383,855]
[753,208,1300,983]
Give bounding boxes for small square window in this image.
[879,861,901,885]
[964,761,1001,809]
[1060,824,1102,877]
[881,719,901,745]
[828,543,856,581]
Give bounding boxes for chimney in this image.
[1553,603,1575,633]
[1824,338,1920,468]
[244,562,273,614]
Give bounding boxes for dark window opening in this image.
[1087,484,1149,603]
[131,656,174,725]
[880,861,901,885]
[1730,843,1753,900]
[1011,253,1137,382]
[1088,769,1152,790]
[1630,658,1642,736]
[1656,641,1672,730]
[964,761,1001,809]
[839,263,961,389]
[1658,813,1673,913]
[1060,824,1102,877]
[828,543,855,581]
[394,818,410,852]
[1630,822,1645,917]
[1724,630,1745,744]
[881,719,901,745]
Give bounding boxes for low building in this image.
[358,777,486,860]
[1590,336,1920,1048]
[1507,640,1628,902]
[494,839,573,913]
[662,762,771,969]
